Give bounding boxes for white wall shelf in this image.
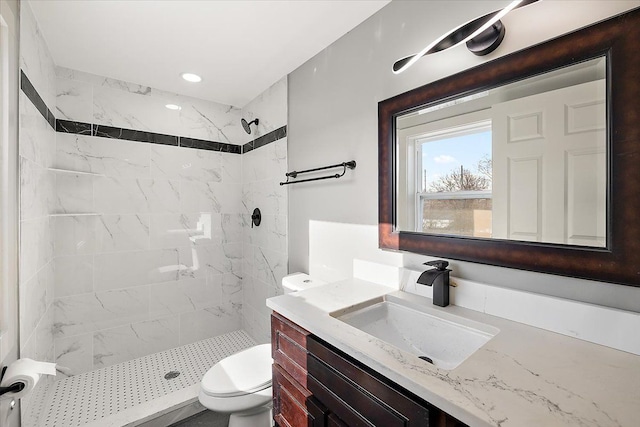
[48,168,105,177]
[50,213,100,217]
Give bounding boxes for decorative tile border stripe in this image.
[58,120,248,152]
[94,125,178,146]
[46,111,56,129]
[20,68,286,154]
[180,137,242,154]
[242,126,287,154]
[20,70,56,130]
[57,119,92,135]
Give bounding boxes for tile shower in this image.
[18,2,288,424]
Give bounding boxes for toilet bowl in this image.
[199,344,273,427]
[199,273,326,427]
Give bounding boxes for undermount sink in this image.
[332,292,499,370]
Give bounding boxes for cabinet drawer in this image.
[308,336,430,427]
[273,364,325,427]
[271,313,310,387]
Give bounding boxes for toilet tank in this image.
[282,273,326,294]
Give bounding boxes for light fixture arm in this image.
[392,0,540,74]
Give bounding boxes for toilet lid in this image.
[201,344,272,397]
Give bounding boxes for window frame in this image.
[395,109,492,233]
[415,120,492,233]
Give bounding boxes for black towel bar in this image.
[280,160,356,186]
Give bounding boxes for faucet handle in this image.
[423,260,449,271]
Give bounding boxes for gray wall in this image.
[0,0,21,425]
[288,0,640,312]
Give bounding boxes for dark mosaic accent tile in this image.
[255,125,287,149]
[93,125,178,146]
[179,137,241,154]
[56,119,92,135]
[20,70,49,124]
[242,125,287,154]
[241,141,254,154]
[46,108,56,129]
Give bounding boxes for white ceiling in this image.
[29,0,390,107]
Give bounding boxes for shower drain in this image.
[164,371,180,380]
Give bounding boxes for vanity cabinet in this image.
[271,312,467,427]
[271,312,326,427]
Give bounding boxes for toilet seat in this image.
[201,343,272,398]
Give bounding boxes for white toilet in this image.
[198,273,326,427]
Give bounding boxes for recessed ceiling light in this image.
[165,104,182,111]
[181,73,202,83]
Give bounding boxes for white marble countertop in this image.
[267,279,640,427]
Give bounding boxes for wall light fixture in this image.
[393,0,539,74]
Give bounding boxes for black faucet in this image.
[417,260,451,307]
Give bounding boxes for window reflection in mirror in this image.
[396,57,606,248]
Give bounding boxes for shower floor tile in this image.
[35,330,256,427]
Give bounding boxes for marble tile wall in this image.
[51,146,244,373]
[238,77,288,147]
[20,5,288,381]
[18,1,57,423]
[241,77,288,343]
[55,66,246,145]
[52,77,246,374]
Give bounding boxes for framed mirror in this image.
[379,9,640,287]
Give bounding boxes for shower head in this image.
[241,118,259,134]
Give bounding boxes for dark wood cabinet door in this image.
[272,312,311,388]
[273,364,326,427]
[307,343,428,426]
[308,336,467,427]
[271,312,467,427]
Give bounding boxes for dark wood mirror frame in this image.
[379,9,640,287]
